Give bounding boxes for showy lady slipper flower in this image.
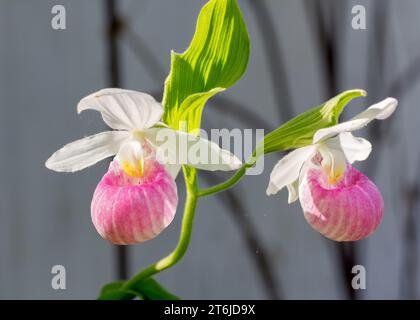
[46,88,241,244]
[266,97,398,241]
[91,157,178,244]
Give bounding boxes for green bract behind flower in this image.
[162,0,250,133]
[260,89,367,155]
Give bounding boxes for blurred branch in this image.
[203,173,282,299]
[389,53,420,98]
[208,96,274,130]
[246,0,294,121]
[357,2,392,298]
[105,0,129,280]
[362,0,420,299]
[400,176,419,299]
[302,0,338,95]
[363,0,391,176]
[124,27,167,84]
[303,0,357,300]
[366,45,420,175]
[399,141,420,298]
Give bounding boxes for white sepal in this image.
[146,128,242,172]
[266,145,316,196]
[46,131,129,172]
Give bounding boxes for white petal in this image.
[77,88,163,131]
[286,180,299,203]
[317,142,347,183]
[338,132,372,163]
[116,140,144,163]
[313,97,398,143]
[115,140,145,177]
[266,145,316,196]
[139,130,182,178]
[146,128,242,171]
[46,131,130,172]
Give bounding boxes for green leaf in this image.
[97,278,179,300]
[162,0,250,132]
[97,281,137,300]
[175,88,225,132]
[101,280,125,293]
[260,89,367,154]
[134,278,180,300]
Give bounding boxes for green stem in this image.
[197,156,258,198]
[122,166,198,291]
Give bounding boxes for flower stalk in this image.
[122,166,198,291]
[198,155,258,197]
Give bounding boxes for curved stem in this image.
[198,157,258,198]
[198,165,246,198]
[122,166,198,291]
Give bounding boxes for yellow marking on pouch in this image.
[325,163,345,185]
[121,159,144,177]
[328,171,344,185]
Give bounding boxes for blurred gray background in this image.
[1,0,419,299]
